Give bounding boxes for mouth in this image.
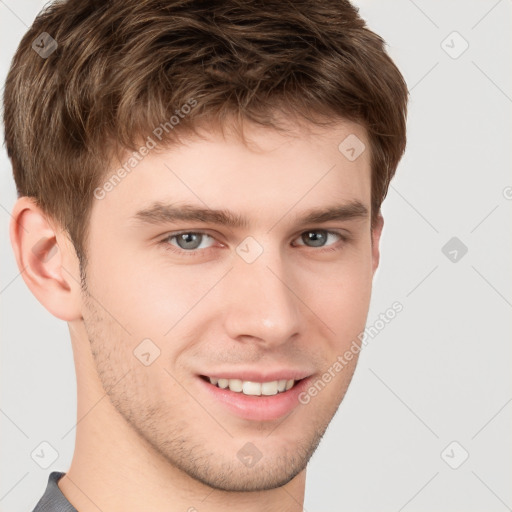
[197,373,312,421]
[200,375,301,396]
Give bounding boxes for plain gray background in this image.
[1,1,511,511]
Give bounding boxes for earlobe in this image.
[9,197,83,321]
[371,212,384,275]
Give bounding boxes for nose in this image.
[222,246,302,348]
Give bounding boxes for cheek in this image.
[301,251,374,344]
[86,245,203,338]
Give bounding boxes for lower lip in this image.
[197,376,312,421]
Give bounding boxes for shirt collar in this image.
[32,471,78,512]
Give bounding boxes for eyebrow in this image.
[132,200,369,229]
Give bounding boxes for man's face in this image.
[79,118,380,491]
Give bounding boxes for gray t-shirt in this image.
[31,472,77,512]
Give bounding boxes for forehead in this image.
[91,118,371,229]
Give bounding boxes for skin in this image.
[10,117,383,512]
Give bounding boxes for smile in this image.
[203,376,297,396]
[197,371,313,421]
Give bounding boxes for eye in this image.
[293,229,346,250]
[161,231,216,254]
[158,228,348,257]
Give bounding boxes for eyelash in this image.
[157,230,349,257]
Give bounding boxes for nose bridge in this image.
[223,239,301,345]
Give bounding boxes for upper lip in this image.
[199,369,314,382]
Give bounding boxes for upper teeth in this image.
[208,377,295,396]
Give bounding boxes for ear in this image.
[9,197,83,321]
[371,212,384,275]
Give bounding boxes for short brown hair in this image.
[3,0,408,268]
